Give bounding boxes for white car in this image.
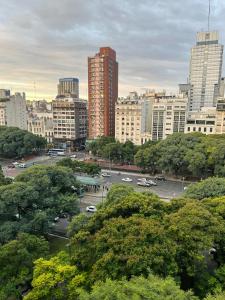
[137,178,150,182]
[70,154,77,158]
[19,163,27,168]
[86,206,97,213]
[146,180,157,186]
[12,162,19,166]
[101,172,111,177]
[137,181,151,187]
[122,177,133,182]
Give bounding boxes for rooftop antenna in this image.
[208,0,211,32]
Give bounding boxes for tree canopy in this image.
[0,165,79,244]
[0,126,46,158]
[0,233,49,299]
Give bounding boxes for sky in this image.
[0,0,225,100]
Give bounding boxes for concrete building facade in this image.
[0,90,27,130]
[115,92,153,145]
[188,31,223,111]
[185,107,216,134]
[88,47,118,139]
[57,78,79,98]
[52,97,87,148]
[152,96,188,141]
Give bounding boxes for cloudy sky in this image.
[0,0,225,100]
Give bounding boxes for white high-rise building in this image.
[188,31,223,111]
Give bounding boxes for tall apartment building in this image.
[52,97,87,148]
[152,96,188,141]
[57,78,79,98]
[88,47,118,139]
[0,90,27,130]
[188,31,223,111]
[115,92,153,145]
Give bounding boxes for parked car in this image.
[12,162,19,166]
[154,175,166,181]
[70,154,77,158]
[86,205,97,213]
[137,181,151,187]
[101,172,111,177]
[122,177,133,182]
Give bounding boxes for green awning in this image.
[76,175,102,186]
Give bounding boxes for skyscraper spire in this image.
[208,0,211,31]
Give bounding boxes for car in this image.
[54,216,60,222]
[7,164,15,168]
[137,178,148,182]
[101,172,111,177]
[154,175,166,181]
[70,154,77,158]
[122,177,133,182]
[146,180,157,186]
[19,163,27,168]
[86,205,97,213]
[137,181,151,187]
[12,162,19,166]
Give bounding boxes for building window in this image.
[187,127,190,131]
[193,127,196,132]
[210,128,213,133]
[198,127,201,132]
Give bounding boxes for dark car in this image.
[154,175,166,181]
[7,164,15,168]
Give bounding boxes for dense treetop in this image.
[0,126,46,158]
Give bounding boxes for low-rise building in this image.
[185,107,216,134]
[27,111,54,143]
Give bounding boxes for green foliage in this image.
[184,178,225,200]
[79,275,198,300]
[166,201,222,293]
[0,165,11,186]
[135,133,225,178]
[72,216,177,282]
[103,183,134,206]
[0,126,46,158]
[67,213,89,237]
[88,136,138,163]
[0,233,49,299]
[205,292,225,300]
[24,251,85,300]
[57,157,101,175]
[0,165,79,244]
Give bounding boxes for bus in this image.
[48,149,65,156]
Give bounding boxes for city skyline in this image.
[0,0,225,100]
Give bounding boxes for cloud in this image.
[0,0,225,100]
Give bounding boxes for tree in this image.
[205,292,225,300]
[103,184,134,207]
[24,252,85,300]
[79,275,198,300]
[0,126,46,158]
[0,165,11,186]
[67,213,89,237]
[72,215,177,282]
[184,178,225,200]
[0,165,79,244]
[57,158,101,175]
[166,202,222,291]
[0,233,49,299]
